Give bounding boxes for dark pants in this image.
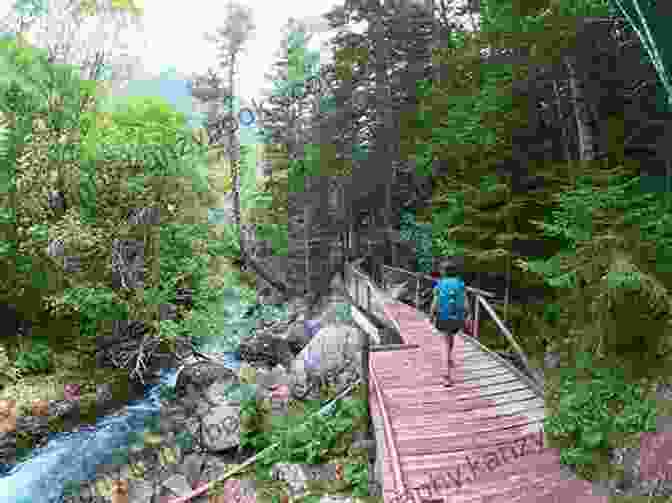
[436,319,464,335]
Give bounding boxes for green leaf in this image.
[581,430,605,449]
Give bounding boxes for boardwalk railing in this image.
[379,263,540,385]
[344,258,403,336]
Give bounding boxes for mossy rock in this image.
[238,363,257,385]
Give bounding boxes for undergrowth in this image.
[544,351,657,480]
[240,382,370,496]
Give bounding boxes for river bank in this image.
[0,272,380,503]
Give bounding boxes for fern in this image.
[0,124,9,164]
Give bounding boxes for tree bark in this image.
[215,2,298,301]
[565,56,597,162]
[552,79,572,162]
[371,0,394,265]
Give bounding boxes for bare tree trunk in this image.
[565,56,597,162]
[504,176,512,324]
[372,0,394,265]
[552,79,572,162]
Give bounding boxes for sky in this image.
[0,0,476,122]
[124,0,345,104]
[0,0,470,104]
[0,0,343,102]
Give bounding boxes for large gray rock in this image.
[12,398,81,452]
[177,453,204,488]
[285,320,314,355]
[0,431,16,465]
[127,206,160,226]
[175,362,238,403]
[161,473,192,498]
[271,463,340,499]
[544,350,561,370]
[125,479,155,503]
[201,402,241,452]
[238,332,293,370]
[289,324,363,400]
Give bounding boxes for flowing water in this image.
[0,294,253,503]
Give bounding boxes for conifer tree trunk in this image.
[552,79,572,162]
[371,0,394,264]
[565,55,596,162]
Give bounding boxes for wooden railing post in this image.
[415,278,420,308]
[474,293,480,339]
[356,275,360,307]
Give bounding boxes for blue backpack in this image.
[436,277,466,321]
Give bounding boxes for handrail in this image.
[372,260,542,387]
[369,360,406,494]
[460,331,544,397]
[475,295,539,384]
[380,263,496,298]
[345,260,403,336]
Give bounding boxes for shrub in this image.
[544,351,657,475]
[14,337,51,374]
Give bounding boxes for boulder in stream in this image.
[238,332,293,370]
[175,361,239,404]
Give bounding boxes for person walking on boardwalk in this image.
[430,258,471,387]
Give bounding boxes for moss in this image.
[0,373,67,411]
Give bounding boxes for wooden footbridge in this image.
[345,259,609,502]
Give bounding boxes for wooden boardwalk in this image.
[368,300,609,502]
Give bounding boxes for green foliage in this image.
[432,190,468,258]
[89,95,189,148]
[332,302,353,323]
[608,0,672,111]
[157,382,178,402]
[14,337,51,374]
[12,0,49,18]
[240,391,368,481]
[343,461,370,497]
[46,286,129,327]
[399,210,432,273]
[0,33,252,384]
[544,352,657,472]
[254,222,289,256]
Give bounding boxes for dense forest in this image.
[245,0,672,480]
[1,0,672,490]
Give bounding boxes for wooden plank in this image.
[383,374,522,397]
[461,352,500,363]
[402,439,560,476]
[364,293,604,503]
[396,420,547,456]
[406,454,567,503]
[390,401,545,428]
[390,401,546,429]
[371,344,421,352]
[371,364,515,384]
[458,366,514,380]
[385,381,533,403]
[455,381,533,398]
[395,422,548,456]
[401,450,561,489]
[386,389,540,417]
[458,359,507,371]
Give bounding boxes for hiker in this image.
[430,258,471,387]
